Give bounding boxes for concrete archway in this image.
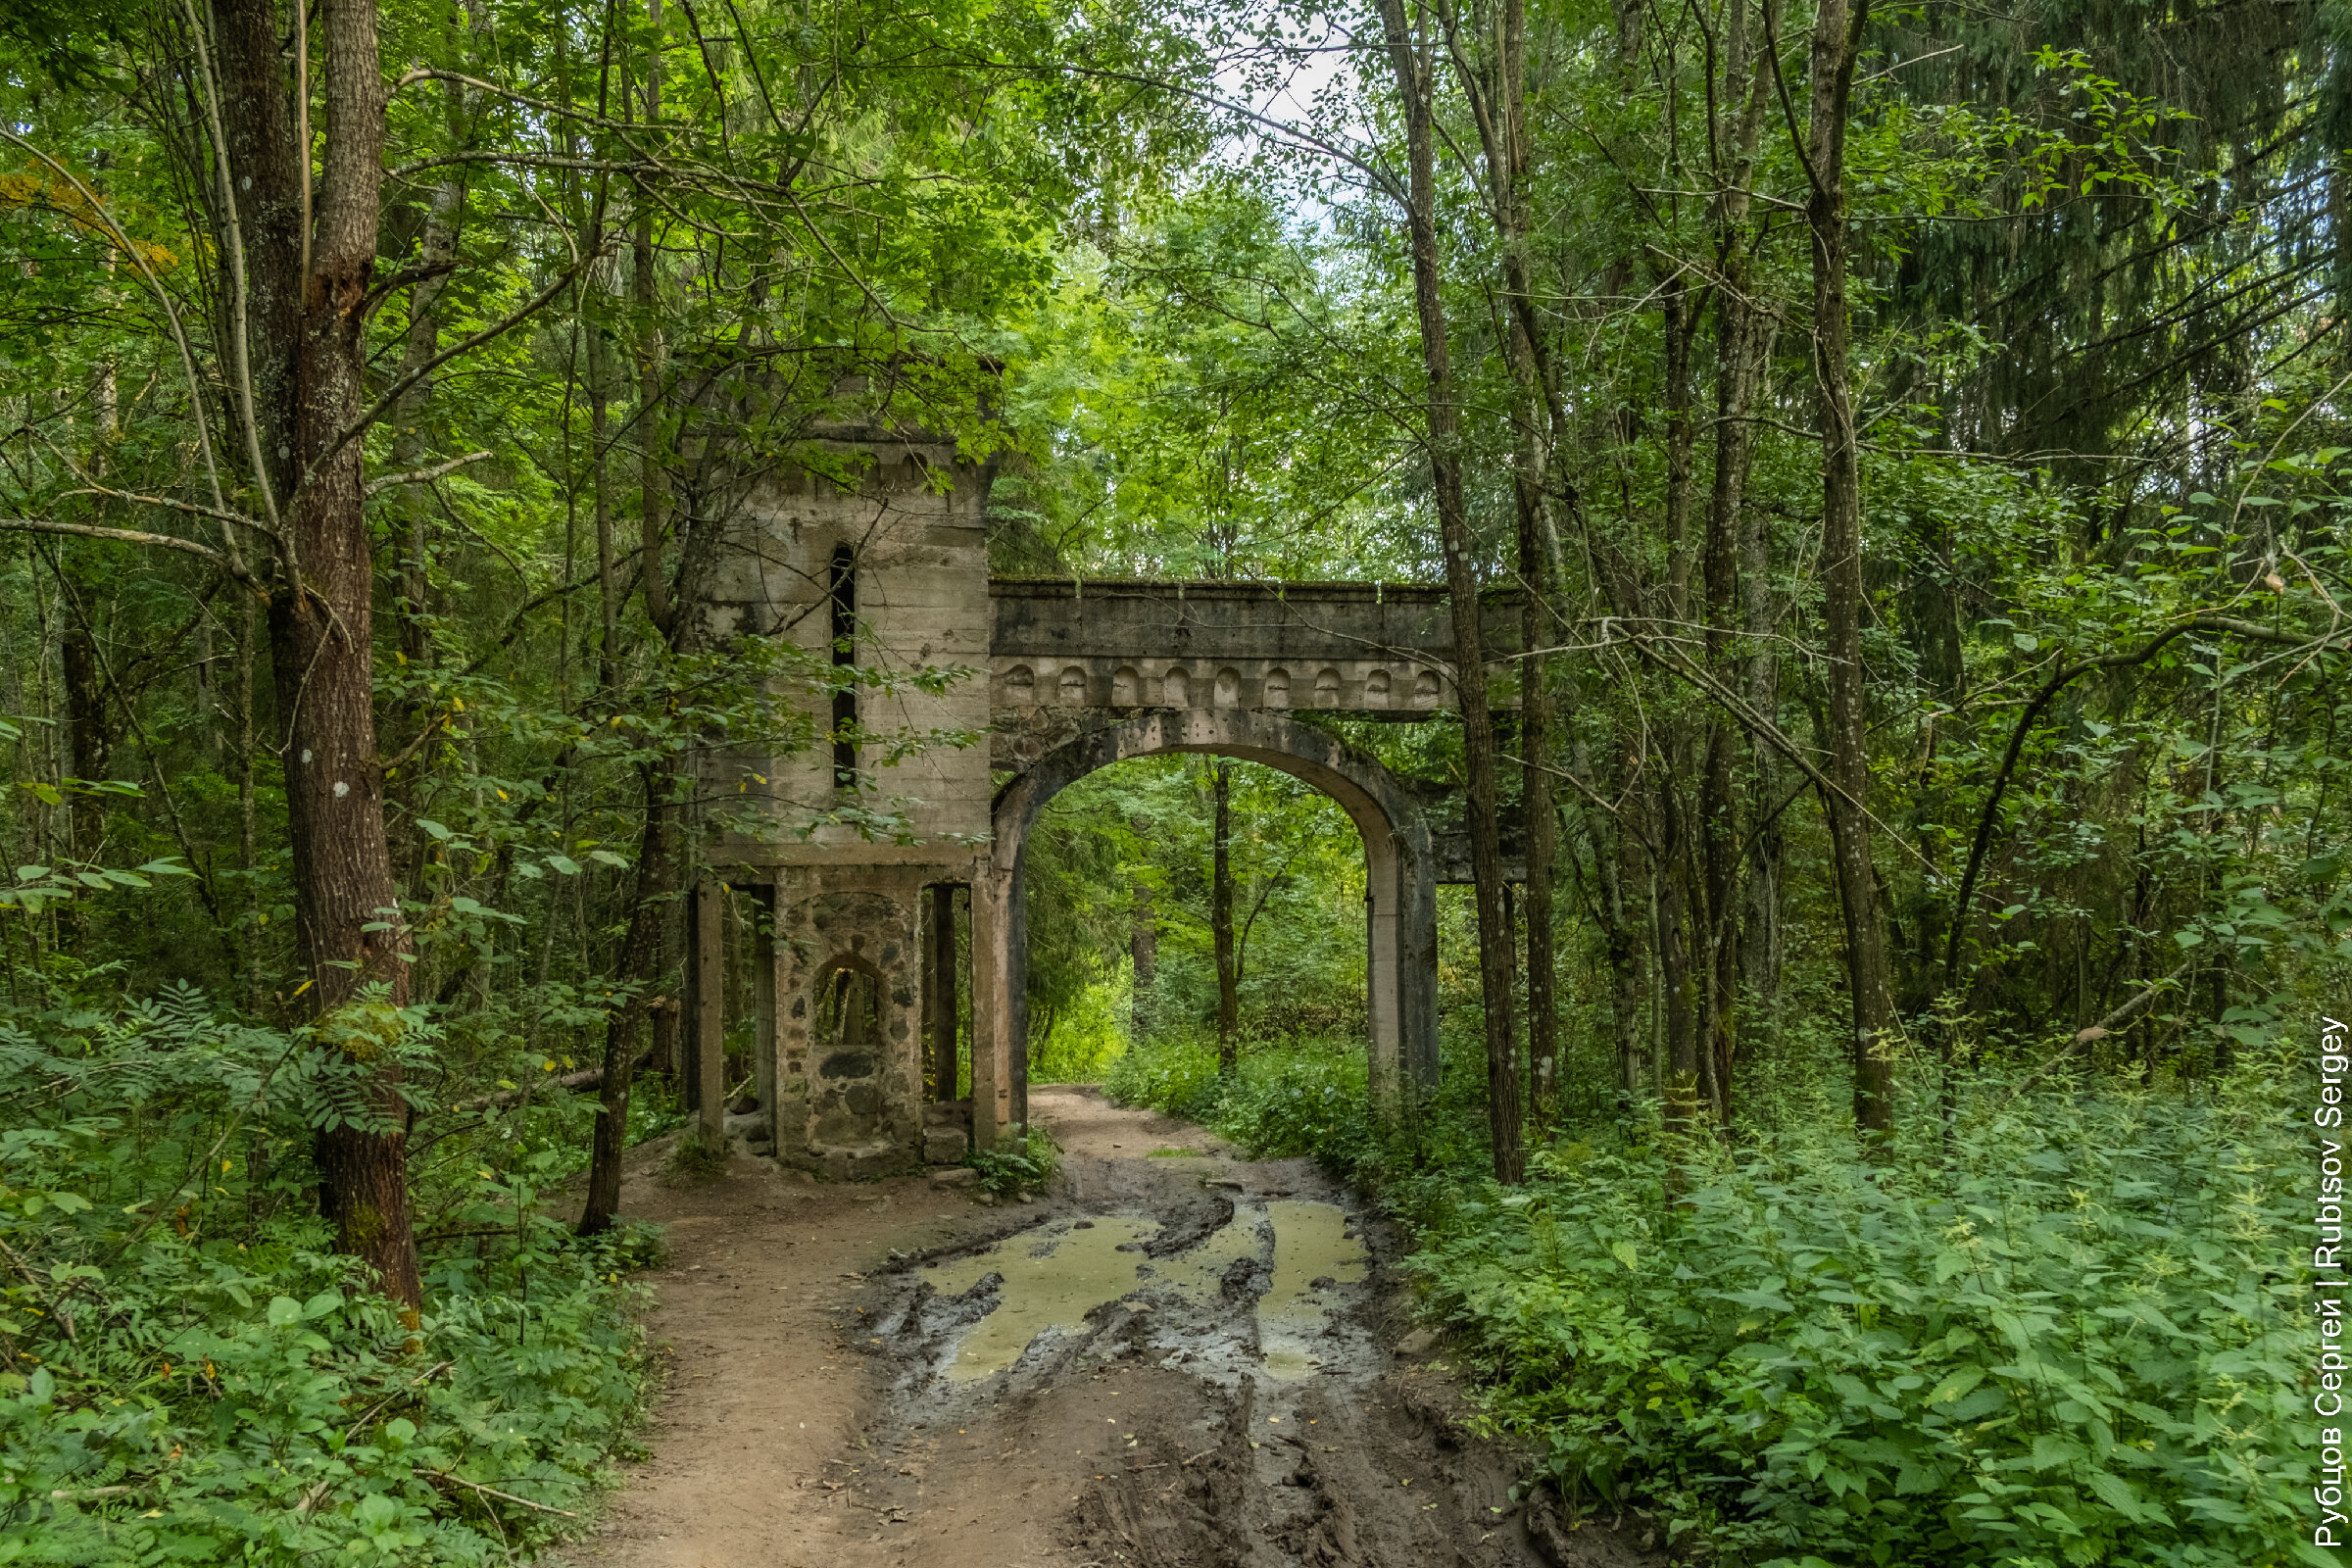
[977,709,1439,1146]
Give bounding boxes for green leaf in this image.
[416,818,455,841]
[1925,1364,1987,1405]
[546,854,582,875]
[2082,1469,2141,1519]
[267,1296,303,1327]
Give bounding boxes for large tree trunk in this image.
[216,0,420,1311]
[1802,0,1894,1134]
[1694,0,1780,1134]
[1455,0,1560,1134]
[1212,761,1239,1074]
[1378,0,1521,1182]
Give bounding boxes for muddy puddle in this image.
[913,1197,1368,1387]
[841,1116,1660,1568]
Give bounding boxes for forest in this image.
[0,0,2342,1560]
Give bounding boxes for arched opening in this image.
[983,710,1437,1146]
[1018,755,1370,1088]
[813,956,883,1060]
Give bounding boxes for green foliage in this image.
[666,1132,729,1181]
[1027,970,1130,1084]
[1405,1063,2318,1567]
[964,1127,1061,1198]
[1103,1026,1373,1159]
[0,986,652,1564]
[1119,1016,2325,1567]
[1102,1028,1226,1125]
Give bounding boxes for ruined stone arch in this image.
[982,709,1439,1137]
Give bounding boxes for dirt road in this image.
[561,1087,1660,1568]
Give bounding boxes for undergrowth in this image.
[1106,1024,2321,1567]
[0,981,657,1564]
[965,1125,1061,1197]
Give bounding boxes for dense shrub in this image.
[1108,1023,2321,1567]
[1102,1026,1371,1154]
[0,984,654,1564]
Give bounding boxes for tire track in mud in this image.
[835,1088,1665,1568]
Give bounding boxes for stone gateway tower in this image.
[693,421,1003,1180]
[685,425,1510,1177]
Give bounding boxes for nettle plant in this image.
[0,983,654,1564]
[1407,1058,2315,1567]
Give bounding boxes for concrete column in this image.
[1396,831,1440,1096]
[691,881,725,1149]
[1364,841,1392,1109]
[927,884,958,1101]
[969,864,1006,1153]
[752,886,776,1149]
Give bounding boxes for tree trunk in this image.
[1801,0,1894,1134]
[216,0,421,1311]
[1453,0,1560,1135]
[1694,0,1780,1133]
[633,0,671,634]
[61,613,110,859]
[1212,761,1238,1074]
[1654,767,1699,1132]
[578,762,676,1235]
[1378,0,1522,1182]
[1130,872,1156,1045]
[1520,530,1558,1131]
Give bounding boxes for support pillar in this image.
[752,887,776,1149]
[971,862,1011,1152]
[927,884,959,1101]
[689,880,724,1149]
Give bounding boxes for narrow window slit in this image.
[830,544,858,789]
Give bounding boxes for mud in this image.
[565,1085,1666,1568]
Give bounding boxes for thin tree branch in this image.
[367,451,493,496]
[0,517,250,579]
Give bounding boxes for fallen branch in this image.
[2073,959,2196,1051]
[449,1048,654,1112]
[415,1467,579,1518]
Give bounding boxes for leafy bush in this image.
[1194,1034,1369,1157]
[1406,1064,2318,1566]
[1102,1027,1227,1123]
[0,985,653,1564]
[1117,1017,2322,1566]
[966,1126,1061,1197]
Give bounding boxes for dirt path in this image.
[561,1088,1661,1568]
